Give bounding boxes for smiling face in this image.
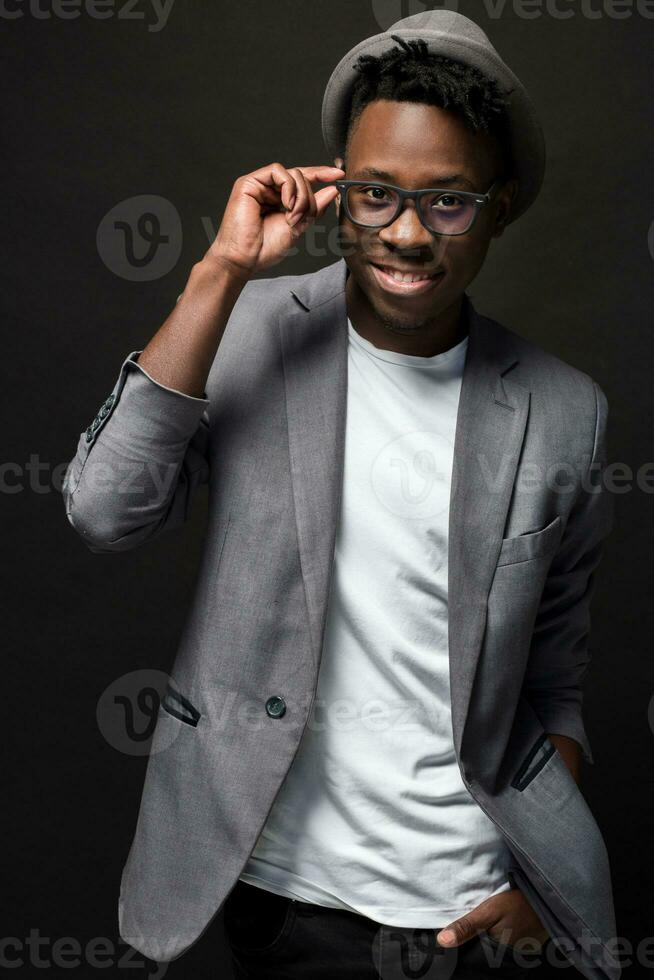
[337,99,516,336]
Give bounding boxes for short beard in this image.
[374,306,437,335]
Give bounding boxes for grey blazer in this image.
[62,258,620,979]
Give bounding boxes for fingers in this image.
[436,924,462,947]
[292,167,344,224]
[286,168,315,227]
[246,162,344,211]
[436,895,519,948]
[436,912,485,947]
[238,162,344,242]
[314,185,340,218]
[296,164,346,187]
[245,163,300,211]
[285,169,341,236]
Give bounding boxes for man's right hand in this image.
[205,163,345,282]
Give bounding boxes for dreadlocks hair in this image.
[345,35,513,175]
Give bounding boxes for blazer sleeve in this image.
[62,349,210,553]
[522,380,615,766]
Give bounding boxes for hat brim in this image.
[321,28,545,224]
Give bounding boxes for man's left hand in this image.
[436,888,550,949]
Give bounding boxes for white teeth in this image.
[381,267,436,283]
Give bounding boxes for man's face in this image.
[336,99,515,333]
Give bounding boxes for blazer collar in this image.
[289,257,520,375]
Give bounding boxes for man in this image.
[63,10,620,980]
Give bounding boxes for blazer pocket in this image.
[160,682,201,727]
[496,514,563,567]
[511,732,557,791]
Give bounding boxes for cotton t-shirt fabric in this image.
[240,313,513,926]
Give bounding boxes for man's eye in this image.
[363,185,390,201]
[433,194,464,209]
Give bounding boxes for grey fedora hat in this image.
[321,10,545,224]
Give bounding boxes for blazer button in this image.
[265,695,286,719]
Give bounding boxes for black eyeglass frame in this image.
[332,178,504,237]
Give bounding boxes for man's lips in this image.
[369,262,445,297]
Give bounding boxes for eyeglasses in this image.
[332,178,503,237]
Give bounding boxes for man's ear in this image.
[493,177,518,238]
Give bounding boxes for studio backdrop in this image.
[4,1,653,978]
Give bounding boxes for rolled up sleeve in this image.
[62,350,210,553]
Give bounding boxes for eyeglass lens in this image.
[345,185,477,234]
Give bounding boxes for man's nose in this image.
[377,201,434,253]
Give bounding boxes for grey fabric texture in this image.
[63,259,619,978]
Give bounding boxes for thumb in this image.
[314,185,340,218]
[436,912,486,948]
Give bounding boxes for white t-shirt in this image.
[240,315,513,926]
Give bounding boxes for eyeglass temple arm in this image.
[480,178,506,202]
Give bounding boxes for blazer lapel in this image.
[279,261,349,668]
[279,259,530,758]
[448,301,530,759]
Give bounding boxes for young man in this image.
[63,11,620,980]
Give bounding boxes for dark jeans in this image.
[223,878,550,979]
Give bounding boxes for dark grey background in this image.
[4,1,652,977]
